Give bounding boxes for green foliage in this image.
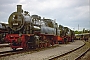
[74,29,90,34]
[74,30,82,34]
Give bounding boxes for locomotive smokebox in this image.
[17,5,22,13]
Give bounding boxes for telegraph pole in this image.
[78,24,79,35]
[78,24,79,31]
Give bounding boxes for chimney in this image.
[17,5,22,13]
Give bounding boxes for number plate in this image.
[13,23,18,25]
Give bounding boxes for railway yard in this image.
[0,5,90,60]
[0,40,90,60]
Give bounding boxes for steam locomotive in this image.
[0,23,8,43]
[6,5,70,50]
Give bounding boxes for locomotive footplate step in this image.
[8,40,84,60]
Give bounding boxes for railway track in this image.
[0,43,9,48]
[75,48,90,60]
[49,41,90,60]
[0,49,23,57]
[0,40,86,60]
[0,44,59,58]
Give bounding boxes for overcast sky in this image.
[0,0,90,31]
